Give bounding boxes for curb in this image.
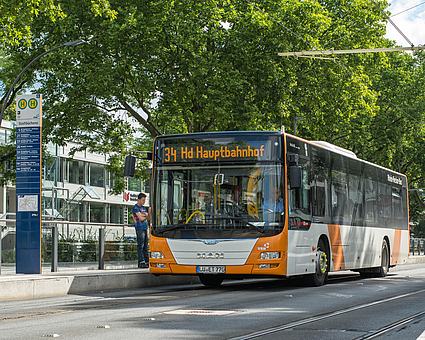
[0,270,200,301]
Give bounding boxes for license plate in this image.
[196,266,225,274]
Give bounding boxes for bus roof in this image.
[311,141,357,159]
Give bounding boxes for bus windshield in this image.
[152,163,284,239]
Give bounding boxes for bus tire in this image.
[305,239,329,287]
[199,275,224,287]
[376,239,390,277]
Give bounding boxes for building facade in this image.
[1,119,148,242]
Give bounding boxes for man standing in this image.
[132,193,151,268]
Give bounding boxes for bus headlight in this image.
[150,252,164,259]
[261,252,280,260]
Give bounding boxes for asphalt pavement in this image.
[1,256,424,301]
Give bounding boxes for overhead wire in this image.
[372,0,414,47]
[390,1,425,18]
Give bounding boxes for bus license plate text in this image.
[197,266,225,274]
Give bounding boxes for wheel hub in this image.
[318,251,327,274]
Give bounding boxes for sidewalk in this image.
[1,256,425,302]
[0,262,200,301]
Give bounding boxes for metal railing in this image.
[410,238,425,255]
[1,218,136,274]
[3,217,425,274]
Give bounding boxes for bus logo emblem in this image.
[202,239,220,245]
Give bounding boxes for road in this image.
[1,263,425,340]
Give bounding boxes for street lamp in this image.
[293,117,306,136]
[0,40,85,126]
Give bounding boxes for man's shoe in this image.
[141,263,149,268]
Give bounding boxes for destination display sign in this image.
[157,136,281,164]
[15,94,42,274]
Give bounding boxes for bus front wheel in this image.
[199,275,224,287]
[305,239,329,287]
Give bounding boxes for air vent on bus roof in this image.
[311,141,357,159]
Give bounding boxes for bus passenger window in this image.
[311,147,328,221]
[289,158,311,230]
[364,178,378,227]
[348,172,364,227]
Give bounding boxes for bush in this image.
[1,249,15,263]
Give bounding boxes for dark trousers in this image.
[136,229,149,264]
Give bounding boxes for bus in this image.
[149,131,409,287]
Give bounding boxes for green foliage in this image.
[1,0,425,221]
[1,249,15,263]
[413,220,425,238]
[0,0,115,47]
[0,143,16,186]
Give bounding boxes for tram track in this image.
[354,310,425,339]
[227,288,425,340]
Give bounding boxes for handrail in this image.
[175,209,187,223]
[0,219,135,227]
[1,219,142,274]
[158,208,171,225]
[186,210,205,224]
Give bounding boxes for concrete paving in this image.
[1,256,425,302]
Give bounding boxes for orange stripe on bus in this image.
[327,225,346,271]
[391,229,402,265]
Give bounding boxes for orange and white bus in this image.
[149,131,409,287]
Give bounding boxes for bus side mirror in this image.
[290,166,302,189]
[124,155,136,177]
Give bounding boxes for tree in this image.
[0,0,116,46]
[3,0,423,196]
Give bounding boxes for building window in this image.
[89,163,105,188]
[89,202,104,223]
[110,204,123,224]
[144,179,151,195]
[69,202,85,222]
[128,177,141,192]
[69,160,85,185]
[0,130,6,143]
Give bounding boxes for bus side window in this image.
[289,157,311,228]
[392,186,403,229]
[364,178,378,227]
[311,147,328,222]
[348,159,365,227]
[378,181,392,227]
[330,153,348,225]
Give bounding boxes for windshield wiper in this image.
[158,223,206,233]
[213,216,264,233]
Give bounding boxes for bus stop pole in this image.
[51,226,58,272]
[99,228,105,270]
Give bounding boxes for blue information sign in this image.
[15,94,42,274]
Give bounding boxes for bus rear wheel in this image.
[359,239,390,278]
[305,239,329,287]
[199,275,224,287]
[376,239,390,277]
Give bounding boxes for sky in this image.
[385,0,425,46]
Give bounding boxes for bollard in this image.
[99,228,105,270]
[51,226,58,272]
